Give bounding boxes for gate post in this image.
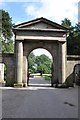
[22,55,28,87]
[0,63,4,83]
[14,41,23,87]
[58,42,66,83]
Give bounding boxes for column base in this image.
[0,81,6,87]
[14,83,23,88]
[0,80,6,84]
[23,83,27,87]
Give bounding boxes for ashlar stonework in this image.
[1,17,80,87]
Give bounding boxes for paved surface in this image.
[29,76,51,86]
[0,77,78,118]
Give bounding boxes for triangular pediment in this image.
[14,17,67,30]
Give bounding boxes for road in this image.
[29,76,51,86]
[1,77,78,118]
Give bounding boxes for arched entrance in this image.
[13,17,67,87]
[74,64,80,85]
[27,48,53,87]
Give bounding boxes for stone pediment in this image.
[14,17,67,30]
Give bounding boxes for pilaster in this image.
[58,42,66,83]
[14,41,23,87]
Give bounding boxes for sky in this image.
[0,0,80,58]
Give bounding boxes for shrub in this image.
[45,75,51,80]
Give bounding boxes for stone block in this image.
[14,83,23,88]
[0,63,4,83]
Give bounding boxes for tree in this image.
[61,18,72,28]
[1,9,13,40]
[0,9,14,53]
[72,23,80,55]
[35,54,52,74]
[28,53,52,74]
[28,52,36,73]
[61,18,80,55]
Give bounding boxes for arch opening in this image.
[27,48,53,87]
[74,64,80,85]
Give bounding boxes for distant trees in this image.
[61,18,80,55]
[1,9,80,55]
[28,53,52,74]
[0,9,14,53]
[61,18,72,28]
[28,52,36,73]
[35,54,52,74]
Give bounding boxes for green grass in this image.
[30,73,51,77]
[30,73,52,81]
[44,75,51,81]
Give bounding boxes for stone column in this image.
[51,62,54,86]
[14,41,23,87]
[58,42,66,83]
[51,52,58,86]
[0,63,4,83]
[22,56,28,87]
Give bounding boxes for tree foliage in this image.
[61,18,80,55]
[28,53,52,74]
[28,52,36,73]
[61,18,72,28]
[0,9,14,53]
[1,9,13,40]
[35,54,52,74]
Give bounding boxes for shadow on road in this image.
[28,77,51,87]
[28,84,51,87]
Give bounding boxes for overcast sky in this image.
[0,0,79,58]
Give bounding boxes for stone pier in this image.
[14,41,23,87]
[58,42,66,83]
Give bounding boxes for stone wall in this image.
[23,41,59,83]
[0,53,80,86]
[2,53,15,86]
[66,55,80,83]
[0,63,4,83]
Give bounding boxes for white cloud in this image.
[0,0,4,2]
[2,0,41,2]
[33,48,52,59]
[15,21,22,25]
[25,0,79,25]
[0,0,4,4]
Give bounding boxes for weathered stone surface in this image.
[66,59,80,82]
[2,54,15,86]
[0,18,80,87]
[23,41,59,83]
[0,63,4,83]
[15,41,23,84]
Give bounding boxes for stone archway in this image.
[74,64,80,84]
[27,48,53,86]
[13,17,67,87]
[26,45,53,85]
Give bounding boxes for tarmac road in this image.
[1,77,78,118]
